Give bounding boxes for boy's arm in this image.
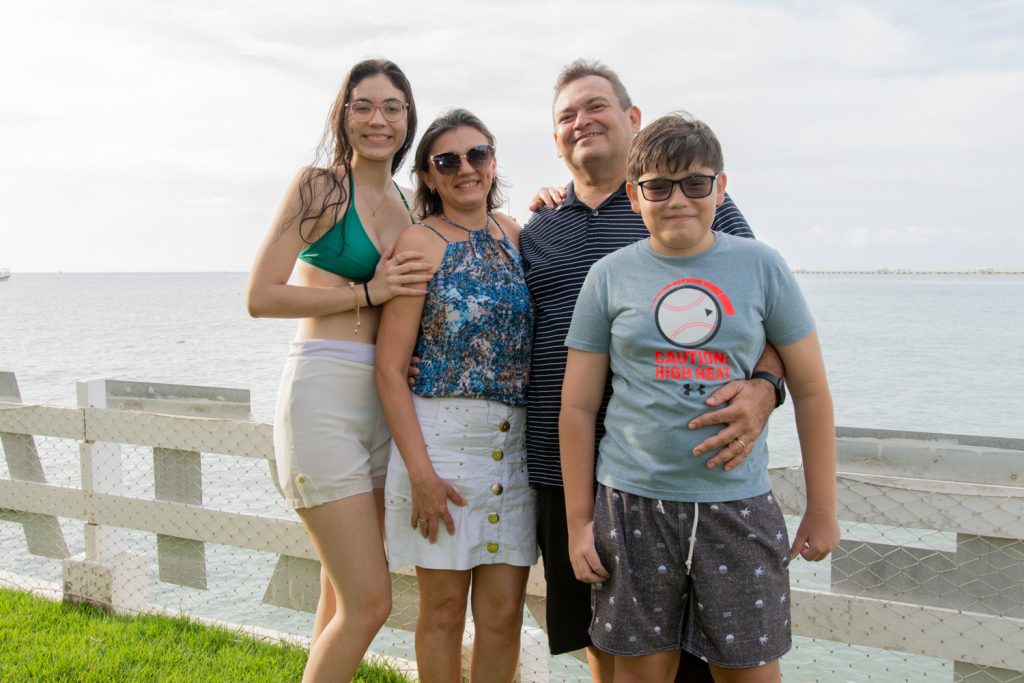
[776,330,840,562]
[687,344,783,468]
[560,348,610,583]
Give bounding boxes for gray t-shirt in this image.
[565,233,814,502]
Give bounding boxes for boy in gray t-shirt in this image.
[560,114,839,682]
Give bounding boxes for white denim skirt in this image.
[385,395,538,571]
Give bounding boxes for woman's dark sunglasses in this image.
[636,174,719,201]
[430,145,495,176]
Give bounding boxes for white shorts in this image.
[273,340,390,509]
[385,396,538,571]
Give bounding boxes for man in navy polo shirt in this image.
[521,59,785,683]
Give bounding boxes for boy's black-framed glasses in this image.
[636,174,719,202]
[430,145,495,176]
[345,99,409,122]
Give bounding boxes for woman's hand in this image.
[365,244,432,306]
[409,470,467,543]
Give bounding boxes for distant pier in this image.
[794,267,1024,275]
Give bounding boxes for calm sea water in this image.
[2,272,1023,681]
[3,272,1023,449]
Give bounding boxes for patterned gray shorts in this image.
[590,484,792,668]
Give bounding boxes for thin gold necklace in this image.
[354,180,390,217]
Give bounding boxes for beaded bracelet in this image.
[348,281,360,335]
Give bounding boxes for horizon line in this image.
[4,269,1024,276]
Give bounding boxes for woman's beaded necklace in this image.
[438,214,498,258]
[438,213,491,233]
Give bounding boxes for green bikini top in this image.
[298,174,411,282]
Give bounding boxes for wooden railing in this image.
[1,370,1022,682]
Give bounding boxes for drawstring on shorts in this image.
[685,502,699,575]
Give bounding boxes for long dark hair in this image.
[292,59,417,242]
[412,109,505,218]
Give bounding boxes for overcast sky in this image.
[2,0,1021,272]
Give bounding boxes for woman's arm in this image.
[559,348,611,583]
[246,168,358,318]
[776,330,840,562]
[375,227,465,543]
[246,169,430,319]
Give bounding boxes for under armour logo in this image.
[682,384,707,396]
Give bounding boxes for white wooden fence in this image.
[1,370,1022,682]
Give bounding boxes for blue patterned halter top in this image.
[412,216,533,406]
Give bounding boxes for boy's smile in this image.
[626,165,727,258]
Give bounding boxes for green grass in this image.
[0,588,410,682]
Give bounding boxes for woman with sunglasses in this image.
[247,59,432,682]
[376,109,536,682]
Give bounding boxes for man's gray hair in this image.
[553,59,633,110]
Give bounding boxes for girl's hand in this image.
[366,244,432,305]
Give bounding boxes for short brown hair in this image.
[626,113,724,181]
[553,59,633,110]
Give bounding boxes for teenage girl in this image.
[247,59,430,682]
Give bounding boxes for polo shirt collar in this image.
[560,180,629,211]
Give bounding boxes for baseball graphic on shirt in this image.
[655,284,722,348]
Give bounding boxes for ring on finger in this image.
[735,438,748,450]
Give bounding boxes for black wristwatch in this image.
[751,371,786,408]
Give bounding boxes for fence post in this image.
[0,371,69,559]
[63,378,252,611]
[63,378,147,611]
[115,379,249,589]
